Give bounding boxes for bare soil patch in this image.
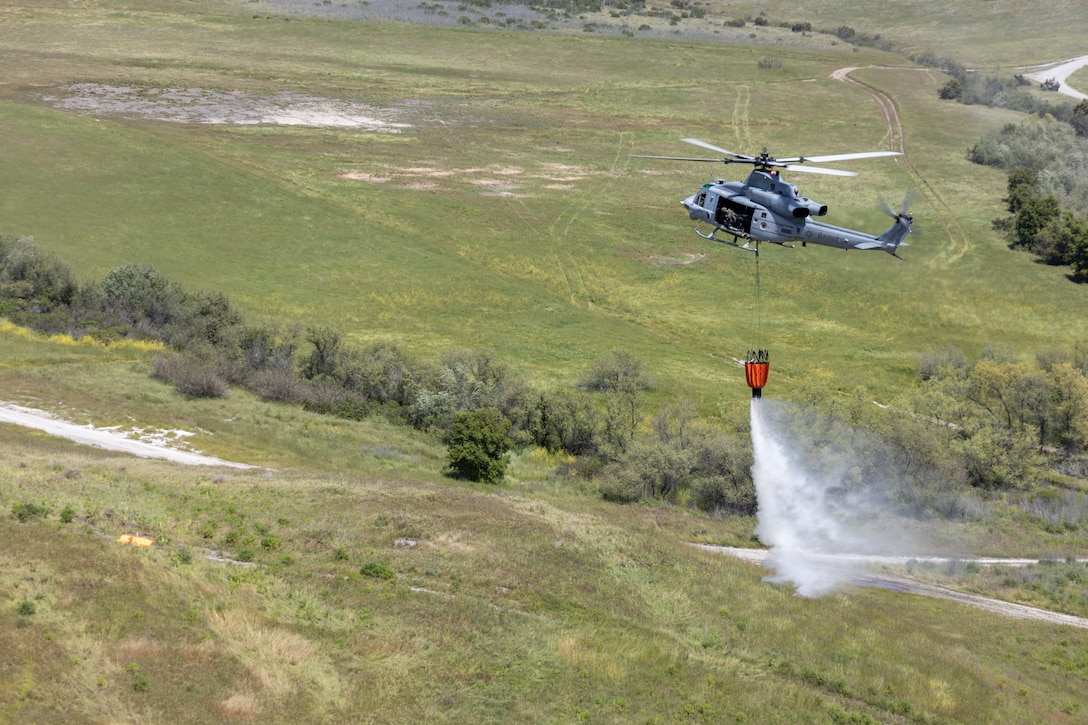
[0,402,254,468]
[337,160,594,196]
[41,83,414,130]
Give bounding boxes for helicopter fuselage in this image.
[681,170,910,257]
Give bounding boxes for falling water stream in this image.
[749,397,920,597]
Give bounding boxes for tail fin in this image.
[875,193,914,258]
[876,212,912,258]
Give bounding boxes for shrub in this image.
[12,502,50,522]
[0,235,76,313]
[530,390,599,455]
[360,561,396,580]
[447,408,513,483]
[938,79,962,100]
[238,322,298,372]
[151,348,232,398]
[597,464,648,502]
[98,263,183,330]
[832,25,855,41]
[579,349,651,393]
[172,288,242,348]
[247,367,307,403]
[17,600,36,616]
[300,325,344,381]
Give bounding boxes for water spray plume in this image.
[749,397,923,598]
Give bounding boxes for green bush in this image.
[360,561,396,580]
[0,235,76,313]
[99,263,183,328]
[447,408,512,483]
[12,502,50,522]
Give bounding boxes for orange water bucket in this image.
[745,361,769,391]
[745,349,770,397]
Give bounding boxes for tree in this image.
[580,350,651,456]
[1072,99,1088,138]
[579,349,651,393]
[955,420,1042,490]
[1005,167,1038,213]
[531,390,599,456]
[447,408,512,483]
[300,325,344,380]
[238,322,298,373]
[938,78,962,101]
[598,440,692,502]
[1045,363,1088,452]
[968,358,1050,444]
[173,288,242,348]
[0,236,76,313]
[1012,194,1060,249]
[1034,211,1088,266]
[98,263,183,330]
[412,349,530,436]
[1072,224,1088,281]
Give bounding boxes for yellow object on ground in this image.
[117,533,154,547]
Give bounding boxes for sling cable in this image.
[744,248,770,398]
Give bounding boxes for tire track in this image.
[731,85,752,152]
[831,67,971,265]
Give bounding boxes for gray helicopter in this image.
[633,139,912,258]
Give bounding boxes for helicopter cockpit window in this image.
[696,190,706,206]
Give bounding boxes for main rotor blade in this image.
[778,151,902,164]
[628,154,730,162]
[779,164,858,177]
[680,138,753,160]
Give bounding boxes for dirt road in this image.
[695,544,1088,629]
[0,402,254,468]
[1022,55,1088,101]
[831,66,971,264]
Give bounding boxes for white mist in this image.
[749,397,918,597]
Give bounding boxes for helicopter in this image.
[632,139,913,258]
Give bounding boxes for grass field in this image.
[2,424,1087,724]
[3,5,1085,407]
[2,1,1088,722]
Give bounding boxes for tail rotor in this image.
[875,191,914,258]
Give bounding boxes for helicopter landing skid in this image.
[694,227,758,254]
[695,226,795,255]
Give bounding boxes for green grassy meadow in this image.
[2,1,1088,722]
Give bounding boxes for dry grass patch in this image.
[219,691,263,722]
[205,608,339,697]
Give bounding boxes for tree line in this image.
[922,56,1088,280]
[928,54,1088,138]
[3,236,1086,525]
[967,118,1088,280]
[0,235,754,510]
[800,344,1088,518]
